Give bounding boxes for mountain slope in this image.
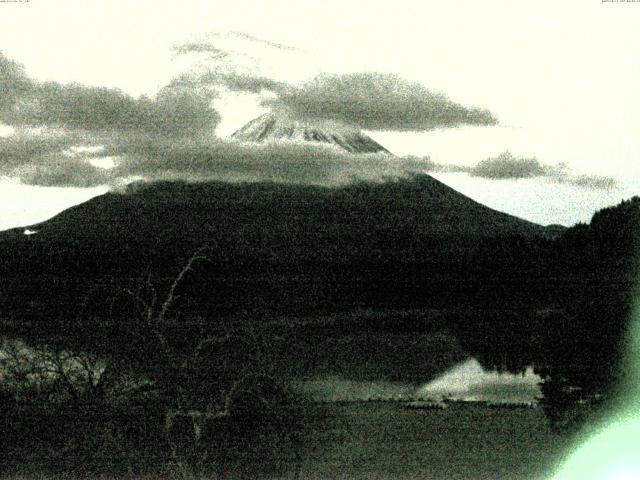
[0,175,554,306]
[231,112,392,154]
[2,174,549,254]
[0,175,561,378]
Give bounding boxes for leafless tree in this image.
[0,338,105,405]
[0,248,298,478]
[114,248,294,477]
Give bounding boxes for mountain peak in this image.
[231,112,392,154]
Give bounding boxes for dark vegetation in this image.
[0,175,638,476]
[459,196,640,431]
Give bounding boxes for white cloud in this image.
[87,156,118,170]
[0,124,14,138]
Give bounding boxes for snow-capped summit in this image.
[231,112,392,154]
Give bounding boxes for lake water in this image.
[293,401,571,480]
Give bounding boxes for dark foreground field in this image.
[3,401,572,480]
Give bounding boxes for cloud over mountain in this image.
[469,152,547,179]
[174,31,300,55]
[171,43,229,57]
[463,151,617,190]
[106,135,427,187]
[0,129,113,187]
[0,50,219,186]
[174,70,287,95]
[176,68,500,132]
[559,174,616,190]
[171,38,499,132]
[0,54,33,118]
[0,50,616,192]
[267,73,499,131]
[3,128,418,188]
[1,50,428,188]
[0,52,219,137]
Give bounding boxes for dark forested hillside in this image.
[0,175,555,344]
[461,196,640,430]
[535,196,640,429]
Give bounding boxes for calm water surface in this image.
[294,402,571,480]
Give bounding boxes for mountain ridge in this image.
[3,175,552,245]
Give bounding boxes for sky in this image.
[0,0,639,229]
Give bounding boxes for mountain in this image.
[0,175,558,334]
[0,174,573,385]
[1,175,551,259]
[231,112,392,154]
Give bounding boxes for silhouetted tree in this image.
[535,197,640,432]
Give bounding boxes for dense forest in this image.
[459,196,640,431]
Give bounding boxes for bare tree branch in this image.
[158,247,210,325]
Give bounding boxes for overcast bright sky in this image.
[0,0,638,229]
